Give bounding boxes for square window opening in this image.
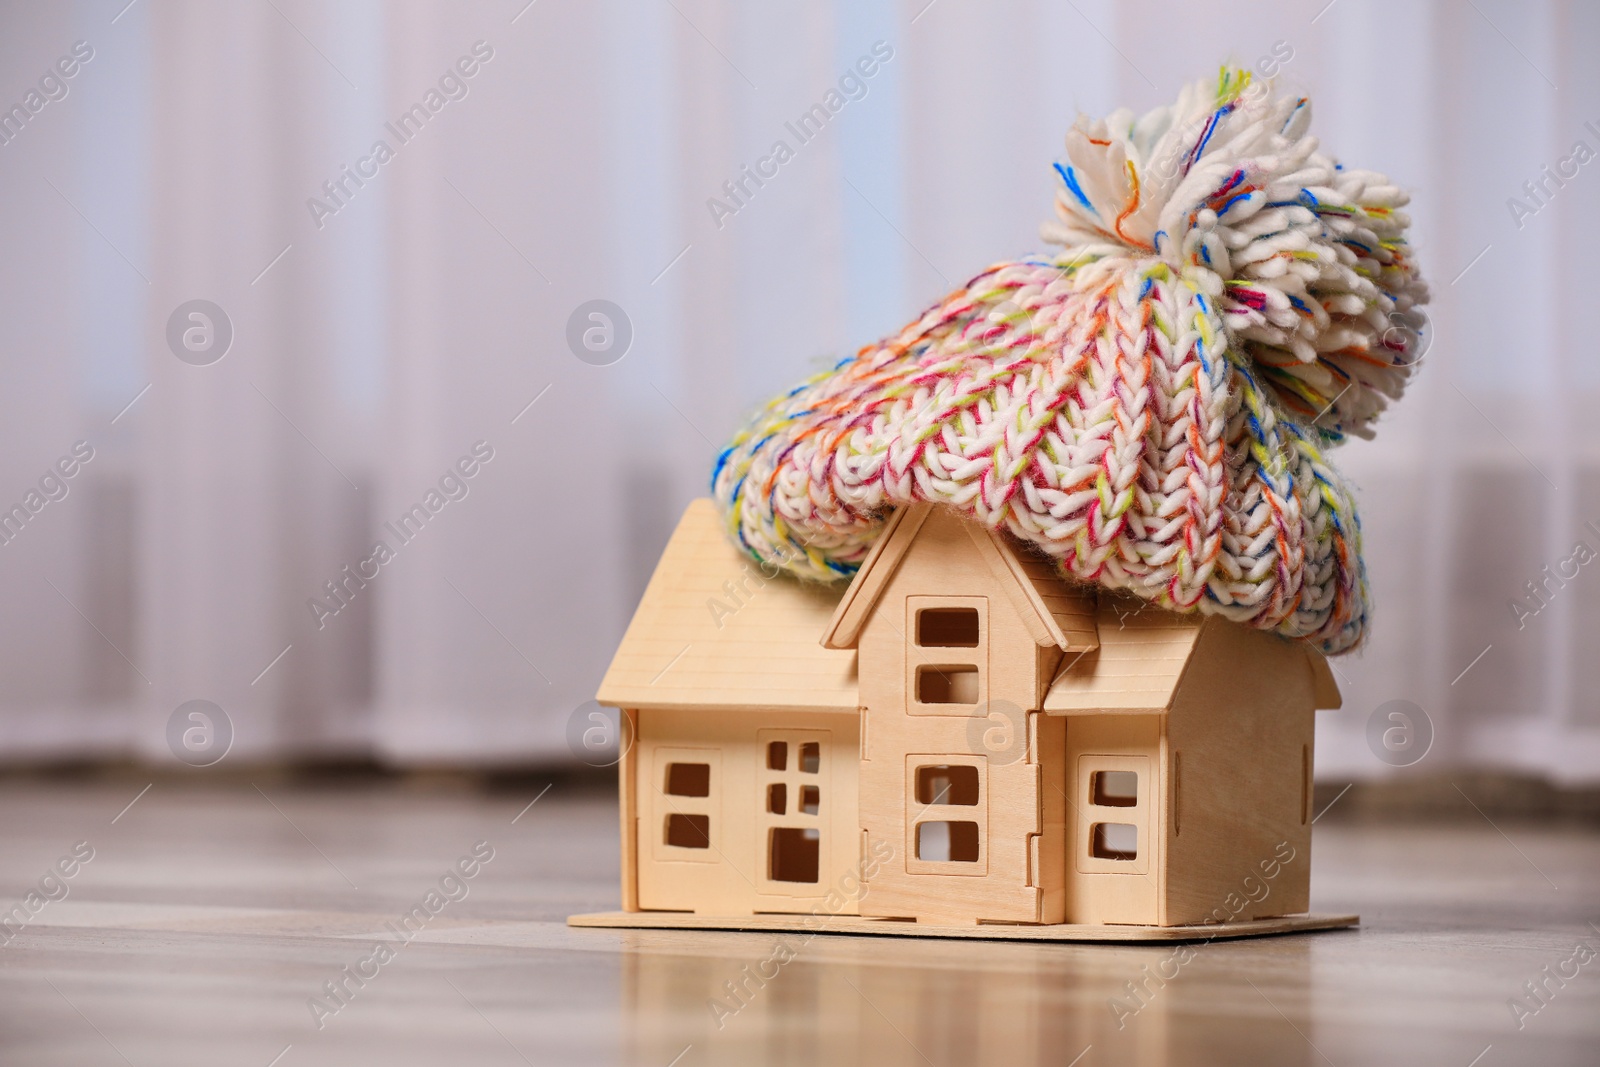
[1091,770,1138,807]
[664,762,710,797]
[664,813,711,849]
[1091,822,1138,861]
[916,820,981,863]
[917,607,980,648]
[767,741,787,771]
[769,826,820,883]
[800,785,820,815]
[767,783,786,815]
[799,742,820,774]
[916,665,979,705]
[915,764,980,806]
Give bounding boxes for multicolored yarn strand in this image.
[711,68,1429,654]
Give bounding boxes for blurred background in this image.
[0,0,1595,786]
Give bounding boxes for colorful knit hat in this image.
[712,68,1429,654]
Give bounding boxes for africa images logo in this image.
[166,300,233,366]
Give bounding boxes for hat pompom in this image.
[1044,68,1429,439]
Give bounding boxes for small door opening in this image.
[799,742,820,773]
[1091,770,1138,807]
[664,813,710,849]
[769,827,820,883]
[767,783,786,815]
[917,608,980,647]
[800,785,820,815]
[916,665,979,704]
[915,764,980,805]
[767,741,787,771]
[916,820,981,862]
[664,763,710,797]
[1090,822,1138,861]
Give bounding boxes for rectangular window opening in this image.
[916,665,979,705]
[1091,822,1138,861]
[664,762,710,797]
[917,607,980,648]
[664,813,711,849]
[769,826,820,883]
[1091,770,1138,807]
[800,785,820,815]
[767,782,786,815]
[799,741,820,773]
[915,764,980,806]
[915,820,981,863]
[767,741,787,771]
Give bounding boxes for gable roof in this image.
[1042,593,1205,713]
[595,499,858,712]
[1042,593,1345,714]
[820,503,1098,653]
[598,499,1340,717]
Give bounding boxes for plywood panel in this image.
[597,500,859,712]
[1307,647,1343,709]
[855,508,1044,924]
[824,502,1098,655]
[820,504,930,649]
[1063,715,1162,924]
[1033,711,1068,924]
[1043,594,1204,712]
[618,707,639,912]
[633,709,860,916]
[570,910,1359,942]
[1001,549,1100,651]
[1161,620,1316,926]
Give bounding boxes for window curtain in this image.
[0,0,1593,782]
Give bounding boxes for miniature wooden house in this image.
[583,498,1346,936]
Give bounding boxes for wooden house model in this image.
[571,499,1353,940]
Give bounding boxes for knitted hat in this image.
[712,68,1429,654]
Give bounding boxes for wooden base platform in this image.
[567,910,1358,943]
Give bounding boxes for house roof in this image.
[598,499,1340,717]
[819,503,1098,654]
[1308,650,1342,709]
[1041,593,1345,713]
[595,499,859,712]
[1042,594,1206,713]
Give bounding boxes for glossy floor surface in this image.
[0,775,1596,1066]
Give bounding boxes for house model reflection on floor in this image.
[569,499,1353,941]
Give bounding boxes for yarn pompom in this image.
[1045,67,1428,437]
[711,67,1429,653]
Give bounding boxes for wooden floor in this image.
[0,775,1597,1066]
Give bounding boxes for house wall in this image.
[1159,623,1316,926]
[855,509,1058,924]
[619,707,639,912]
[632,708,862,916]
[1061,713,1164,925]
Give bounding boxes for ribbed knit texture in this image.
[712,68,1429,654]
